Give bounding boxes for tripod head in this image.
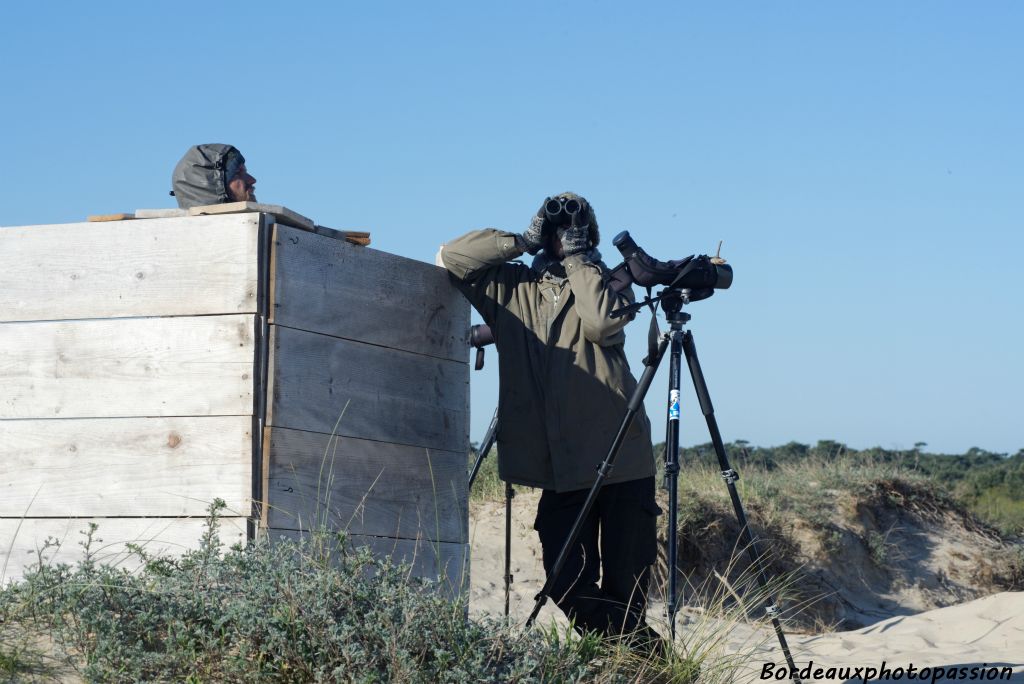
[657,288,694,326]
[610,286,703,323]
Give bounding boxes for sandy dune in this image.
[734,594,1024,682]
[469,491,1024,682]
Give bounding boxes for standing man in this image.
[170,143,257,209]
[442,193,662,647]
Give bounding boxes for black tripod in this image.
[467,325,515,617]
[525,287,802,682]
[467,409,515,617]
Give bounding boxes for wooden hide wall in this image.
[0,212,471,596]
[262,224,471,594]
[0,214,259,581]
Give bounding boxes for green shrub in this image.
[1,500,704,683]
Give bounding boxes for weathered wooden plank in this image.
[0,517,247,585]
[189,202,314,230]
[267,326,469,452]
[271,225,469,362]
[0,315,255,419]
[264,528,469,597]
[134,208,188,218]
[0,214,259,322]
[311,226,371,246]
[87,213,135,222]
[264,426,467,543]
[0,417,251,517]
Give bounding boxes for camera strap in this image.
[643,286,660,367]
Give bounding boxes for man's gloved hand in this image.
[559,218,590,257]
[520,211,546,256]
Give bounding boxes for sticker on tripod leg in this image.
[669,390,680,421]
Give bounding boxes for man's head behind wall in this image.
[170,144,257,209]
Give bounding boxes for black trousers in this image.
[533,476,661,637]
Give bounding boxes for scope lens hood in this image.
[715,264,733,290]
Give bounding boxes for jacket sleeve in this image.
[440,228,527,326]
[563,253,636,346]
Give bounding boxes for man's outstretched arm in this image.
[441,228,525,281]
[441,228,530,328]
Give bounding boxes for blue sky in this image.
[1,2,1020,455]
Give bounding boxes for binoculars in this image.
[543,196,584,225]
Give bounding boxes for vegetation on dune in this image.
[0,500,707,683]
[642,440,1024,630]
[475,438,1019,540]
[467,446,505,504]
[4,439,1018,681]
[468,438,1022,632]
[653,439,1024,537]
[473,437,1023,538]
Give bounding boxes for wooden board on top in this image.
[188,201,314,230]
[87,213,135,222]
[134,208,188,218]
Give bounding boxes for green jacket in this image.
[442,228,655,492]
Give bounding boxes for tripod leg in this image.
[526,333,670,629]
[682,331,803,683]
[504,481,514,617]
[663,330,684,642]
[468,409,499,490]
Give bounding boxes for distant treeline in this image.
[654,439,1024,536]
